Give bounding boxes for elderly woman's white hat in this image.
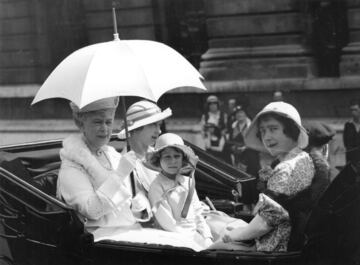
[244,101,308,152]
[70,97,119,113]
[146,133,198,171]
[118,100,172,139]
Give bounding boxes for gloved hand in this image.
[178,164,195,177]
[116,150,137,178]
[258,165,273,182]
[204,237,214,247]
[131,192,152,222]
[222,231,233,243]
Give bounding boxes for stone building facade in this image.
[0,0,359,166]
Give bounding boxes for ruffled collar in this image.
[61,134,114,170]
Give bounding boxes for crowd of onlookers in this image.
[200,93,360,170]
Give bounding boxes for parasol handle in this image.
[121,97,136,197]
[112,7,120,41]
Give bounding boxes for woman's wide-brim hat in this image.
[146,133,199,171]
[118,100,172,139]
[244,101,308,152]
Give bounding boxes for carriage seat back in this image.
[302,163,360,261]
[0,151,59,198]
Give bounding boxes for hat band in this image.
[127,107,161,124]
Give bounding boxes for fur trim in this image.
[61,134,116,187]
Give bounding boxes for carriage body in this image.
[0,137,359,265]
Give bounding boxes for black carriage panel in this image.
[302,164,360,263]
[0,162,93,265]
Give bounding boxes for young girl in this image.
[209,101,315,252]
[146,133,213,247]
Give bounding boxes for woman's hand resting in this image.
[117,150,137,178]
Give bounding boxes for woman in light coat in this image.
[57,97,150,234]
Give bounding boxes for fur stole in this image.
[60,134,119,188]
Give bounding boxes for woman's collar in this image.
[82,135,107,155]
[280,147,302,161]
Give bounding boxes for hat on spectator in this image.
[232,105,248,115]
[146,133,199,171]
[305,121,336,147]
[244,101,308,152]
[70,97,119,113]
[206,95,219,104]
[118,100,172,139]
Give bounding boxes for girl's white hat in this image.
[118,100,172,139]
[244,101,308,152]
[146,133,198,171]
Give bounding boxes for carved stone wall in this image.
[200,0,316,86]
[340,0,360,75]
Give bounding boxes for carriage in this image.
[0,136,359,265]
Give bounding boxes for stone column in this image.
[200,0,316,88]
[340,0,360,76]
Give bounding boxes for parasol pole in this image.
[120,97,136,197]
[112,6,120,41]
[113,6,136,197]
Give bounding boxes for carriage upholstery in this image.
[0,151,58,198]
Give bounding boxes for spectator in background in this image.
[204,122,226,161]
[305,121,336,199]
[228,105,251,169]
[225,98,237,133]
[200,95,227,137]
[221,98,238,164]
[343,99,360,167]
[273,90,284,102]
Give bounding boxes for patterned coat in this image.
[255,148,315,252]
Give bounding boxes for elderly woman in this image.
[209,101,315,252]
[56,97,149,234]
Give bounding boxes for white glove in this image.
[204,237,214,247]
[131,192,152,222]
[116,150,137,178]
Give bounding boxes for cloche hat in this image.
[244,101,308,152]
[206,95,219,104]
[146,133,199,171]
[70,97,119,113]
[118,100,172,139]
[305,121,335,147]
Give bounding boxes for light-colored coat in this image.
[149,173,212,239]
[57,134,136,232]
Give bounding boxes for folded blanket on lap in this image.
[92,226,207,252]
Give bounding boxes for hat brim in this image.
[118,108,172,139]
[146,144,198,172]
[244,110,308,153]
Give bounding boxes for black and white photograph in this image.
[0,0,359,264]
